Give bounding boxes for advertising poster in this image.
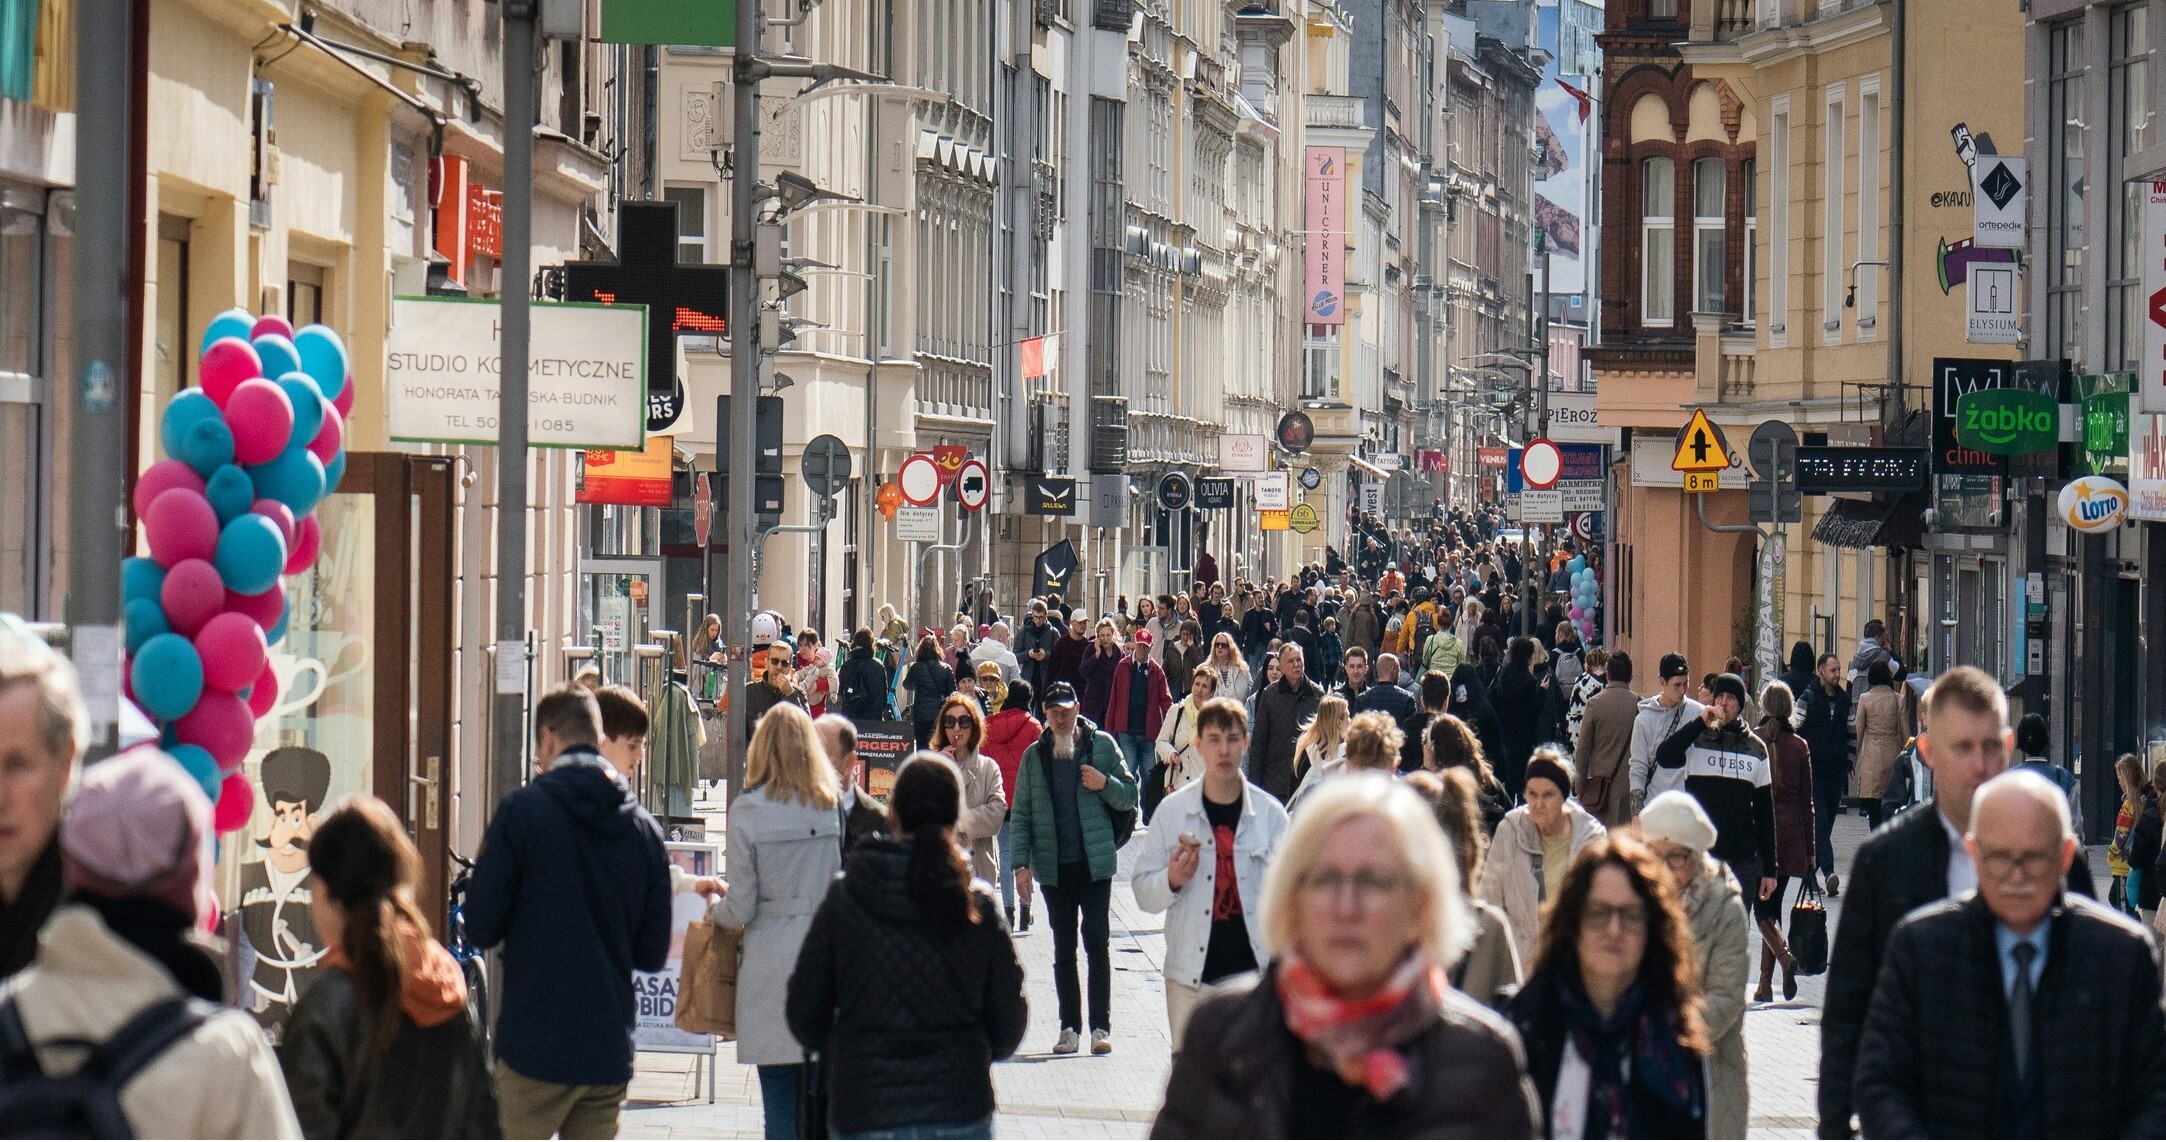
[856,721,915,797]
[635,841,722,1052]
[1535,1,1595,296]
[1304,148,1347,325]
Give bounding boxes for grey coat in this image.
[1683,857,1752,1142]
[710,783,845,1065]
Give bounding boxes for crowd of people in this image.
[7,501,2166,1139]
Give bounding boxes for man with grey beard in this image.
[1009,681,1136,1056]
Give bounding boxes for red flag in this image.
[1557,78,1594,123]
[1020,335,1045,379]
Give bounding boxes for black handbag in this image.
[1789,880,1830,976]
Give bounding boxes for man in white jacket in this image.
[1629,652,1706,817]
[1130,697,1289,1049]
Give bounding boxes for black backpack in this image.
[0,995,213,1138]
[1413,608,1437,646]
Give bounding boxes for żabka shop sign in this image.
[1953,388,2058,456]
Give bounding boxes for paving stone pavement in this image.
[618,795,2108,1139]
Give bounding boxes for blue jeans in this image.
[837,1119,994,1139]
[1813,777,1845,876]
[1117,733,1154,786]
[997,817,1016,913]
[757,1064,799,1139]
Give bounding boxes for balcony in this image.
[1305,94,1367,132]
[1688,0,1758,42]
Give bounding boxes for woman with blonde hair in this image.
[934,693,1009,885]
[1291,695,1351,786]
[710,702,843,1137]
[1152,774,1540,1136]
[1289,709,1401,812]
[1205,632,1252,708]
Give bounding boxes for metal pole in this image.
[726,0,762,803]
[491,1,536,806]
[65,0,133,759]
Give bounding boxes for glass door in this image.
[584,557,663,685]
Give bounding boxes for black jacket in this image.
[1507,969,1708,1140]
[1152,963,1540,1139]
[1654,717,1777,873]
[1448,664,1506,772]
[1247,676,1325,803]
[903,658,956,723]
[786,840,1027,1135]
[1855,892,2166,1139]
[2134,792,2164,912]
[1817,801,2097,1137]
[464,749,671,1087]
[839,648,893,722]
[1489,665,1546,794]
[1797,683,1853,781]
[279,967,501,1138]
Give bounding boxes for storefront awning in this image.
[1811,493,1928,550]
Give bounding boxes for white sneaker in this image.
[1052,1028,1080,1054]
[1091,1030,1113,1055]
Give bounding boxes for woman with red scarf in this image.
[1151,773,1539,1138]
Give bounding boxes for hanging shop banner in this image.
[389,297,647,449]
[2059,476,2129,532]
[2081,374,2132,476]
[578,435,674,507]
[1477,447,1510,470]
[1303,148,1348,325]
[2130,414,2166,521]
[1254,470,1291,511]
[1218,433,1268,472]
[2146,181,2166,412]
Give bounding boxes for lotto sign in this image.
[2145,182,2166,412]
[2060,477,2129,532]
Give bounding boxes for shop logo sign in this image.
[2059,476,2130,532]
[1954,388,2058,455]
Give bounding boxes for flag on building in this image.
[1021,333,1060,379]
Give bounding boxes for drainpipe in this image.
[1886,0,1905,420]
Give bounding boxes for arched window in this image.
[1643,157,1676,327]
[1694,157,1727,315]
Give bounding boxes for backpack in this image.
[0,995,213,1138]
[1412,608,1437,646]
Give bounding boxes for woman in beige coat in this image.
[936,694,1009,883]
[1642,791,1752,1142]
[1852,660,1911,805]
[1477,751,1607,965]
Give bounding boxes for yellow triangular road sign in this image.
[1672,408,1734,473]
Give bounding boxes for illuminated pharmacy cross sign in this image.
[560,200,732,432]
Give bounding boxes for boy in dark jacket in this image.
[1654,672,1777,906]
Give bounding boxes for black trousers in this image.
[1040,860,1112,1033]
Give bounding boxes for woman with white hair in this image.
[1640,790,1750,1141]
[1151,773,1540,1137]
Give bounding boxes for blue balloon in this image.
[1568,555,1587,574]
[252,334,301,380]
[266,599,292,646]
[180,417,236,477]
[322,450,346,495]
[132,633,204,721]
[122,556,166,603]
[247,448,326,517]
[159,390,222,461]
[214,514,288,596]
[292,326,349,399]
[277,372,326,449]
[123,597,169,654]
[204,465,255,524]
[168,743,223,803]
[200,309,256,356]
[160,723,180,750]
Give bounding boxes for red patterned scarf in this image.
[1275,953,1445,1101]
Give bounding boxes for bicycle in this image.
[447,850,490,1056]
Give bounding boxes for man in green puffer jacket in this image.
[1009,681,1137,1057]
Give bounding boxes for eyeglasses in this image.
[1583,903,1649,934]
[942,715,974,728]
[1978,848,2060,878]
[1298,867,1410,906]
[1656,849,1697,872]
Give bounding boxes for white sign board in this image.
[2144,183,2166,413]
[1359,482,1383,515]
[1560,480,1605,512]
[894,506,940,541]
[1522,489,1564,523]
[1966,263,2021,344]
[387,297,646,448]
[1218,433,1269,472]
[1254,470,1291,511]
[1546,391,1615,444]
[632,841,721,1053]
[1755,533,1786,686]
[2132,414,2166,521]
[1630,435,1749,487]
[1971,156,2027,250]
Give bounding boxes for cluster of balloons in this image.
[1564,555,1601,646]
[123,309,352,832]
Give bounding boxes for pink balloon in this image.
[160,559,225,637]
[252,499,296,550]
[195,612,268,693]
[225,379,295,465]
[143,483,219,567]
[198,338,263,407]
[121,658,135,705]
[246,659,279,719]
[213,772,256,832]
[225,581,285,631]
[250,314,296,341]
[308,405,344,465]
[176,689,255,770]
[333,378,355,417]
[133,460,207,521]
[287,514,322,572]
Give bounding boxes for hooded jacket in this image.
[980,707,1042,807]
[838,646,893,721]
[464,748,671,1087]
[1653,717,1777,874]
[1630,694,1706,800]
[786,841,1027,1136]
[1479,801,1608,965]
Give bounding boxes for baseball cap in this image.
[1133,629,1154,646]
[1044,681,1079,708]
[1659,653,1691,681]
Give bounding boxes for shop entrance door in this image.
[585,557,664,686]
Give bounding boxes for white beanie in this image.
[1640,790,1718,853]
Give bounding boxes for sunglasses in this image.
[942,715,975,728]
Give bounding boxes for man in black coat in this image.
[1797,652,1854,892]
[1854,770,2166,1139]
[1818,666,2097,1138]
[1245,644,1323,803]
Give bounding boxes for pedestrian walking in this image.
[1628,653,1704,815]
[1853,770,2166,1137]
[1564,647,1608,753]
[1288,694,1351,803]
[1079,619,1125,726]
[1573,651,1640,829]
[1480,751,1607,965]
[1150,773,1541,1137]
[1289,709,1401,812]
[1639,793,1750,1140]
[970,621,1022,685]
[1017,599,1060,701]
[1776,641,1815,706]
[709,701,846,1138]
[1154,666,1215,801]
[1401,768,1522,1009]
[1247,644,1325,804]
[2130,759,2165,925]
[1448,659,1507,776]
[466,686,670,1140]
[1204,633,1252,709]
[1506,834,1711,1139]
[1489,638,1548,798]
[903,636,957,748]
[785,753,1028,1139]
[1752,682,1814,1002]
[934,694,1009,887]
[0,627,80,978]
[1424,713,1510,836]
[1816,666,2097,1137]
[982,683,1042,930]
[793,629,840,718]
[280,794,498,1138]
[814,714,888,853]
[1103,629,1174,794]
[1008,682,1137,1054]
[1131,698,1288,1049]
[1797,654,1853,894]
[1046,614,1092,709]
[1851,660,1909,835]
[1651,672,1777,909]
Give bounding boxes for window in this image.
[286,262,324,327]
[1857,82,1881,335]
[2048,19,2088,361]
[1648,0,1677,18]
[1770,98,1790,342]
[1824,85,1845,340]
[1693,158,1726,315]
[1642,157,1676,327]
[1743,159,1759,327]
[2110,4,2153,369]
[663,185,708,264]
[1304,327,1341,400]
